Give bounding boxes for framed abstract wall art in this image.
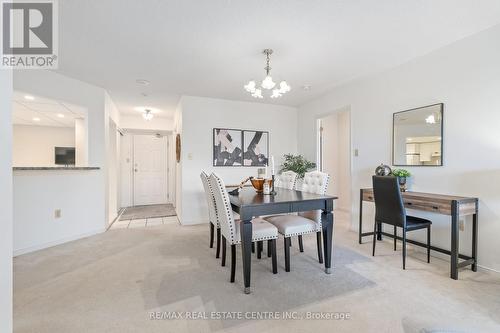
[213,128,269,167]
[213,128,243,166]
[242,130,269,166]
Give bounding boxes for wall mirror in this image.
[393,103,443,166]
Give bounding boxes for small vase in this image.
[398,176,407,192]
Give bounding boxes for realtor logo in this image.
[1,0,58,68]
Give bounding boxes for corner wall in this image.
[177,96,298,225]
[13,70,108,254]
[0,69,13,333]
[298,24,500,271]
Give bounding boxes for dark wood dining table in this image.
[228,187,338,294]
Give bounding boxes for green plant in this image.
[280,154,316,178]
[392,169,411,178]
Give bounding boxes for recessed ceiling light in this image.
[57,114,65,118]
[32,117,40,122]
[136,79,150,86]
[301,85,312,91]
[24,95,35,100]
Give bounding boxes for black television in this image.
[55,147,76,166]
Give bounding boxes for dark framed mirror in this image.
[393,103,443,166]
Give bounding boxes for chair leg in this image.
[284,237,291,272]
[210,223,214,248]
[230,244,236,283]
[427,226,431,263]
[216,228,221,258]
[316,232,323,263]
[372,221,377,256]
[267,239,272,257]
[257,241,263,259]
[402,230,407,270]
[298,235,304,252]
[251,242,255,253]
[221,236,226,267]
[271,239,277,274]
[394,226,397,251]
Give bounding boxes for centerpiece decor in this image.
[280,154,316,179]
[392,168,411,192]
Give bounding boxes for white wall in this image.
[120,115,173,131]
[13,125,75,167]
[13,170,103,255]
[13,70,108,254]
[0,70,13,333]
[298,24,500,271]
[75,118,88,166]
[174,103,183,218]
[178,96,298,225]
[321,114,340,196]
[108,119,119,223]
[105,93,121,224]
[120,133,133,208]
[320,109,351,213]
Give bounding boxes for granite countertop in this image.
[13,167,100,171]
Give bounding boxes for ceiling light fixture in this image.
[142,109,153,121]
[244,49,290,99]
[32,117,40,122]
[24,95,35,100]
[57,114,65,118]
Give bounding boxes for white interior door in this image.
[133,134,167,206]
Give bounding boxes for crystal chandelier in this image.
[244,49,291,99]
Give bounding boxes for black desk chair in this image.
[372,176,432,269]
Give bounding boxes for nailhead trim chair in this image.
[200,171,221,258]
[209,172,278,282]
[372,176,432,269]
[265,171,330,271]
[275,170,298,190]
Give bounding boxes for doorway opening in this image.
[114,131,175,229]
[317,107,352,226]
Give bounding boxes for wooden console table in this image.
[359,188,478,280]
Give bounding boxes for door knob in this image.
[134,169,138,172]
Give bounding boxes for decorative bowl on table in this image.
[250,178,273,193]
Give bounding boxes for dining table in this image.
[228,186,338,294]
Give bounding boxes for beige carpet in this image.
[13,215,500,333]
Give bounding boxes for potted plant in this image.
[280,154,316,187]
[392,169,411,192]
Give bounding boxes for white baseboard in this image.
[13,228,106,257]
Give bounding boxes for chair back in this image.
[275,171,298,190]
[200,171,218,226]
[301,171,330,195]
[372,176,406,227]
[209,173,237,243]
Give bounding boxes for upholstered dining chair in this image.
[209,172,278,282]
[275,170,298,190]
[372,176,432,269]
[200,171,221,258]
[264,170,330,271]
